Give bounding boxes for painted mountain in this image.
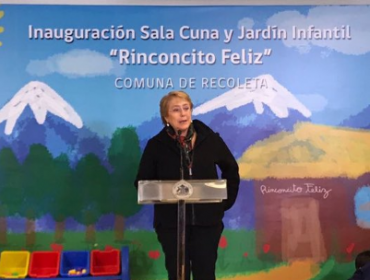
[0,81,126,233]
[0,81,82,136]
[339,104,370,129]
[193,74,312,158]
[0,81,109,165]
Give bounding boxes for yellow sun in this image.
[0,9,4,47]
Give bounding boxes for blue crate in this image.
[59,251,90,277]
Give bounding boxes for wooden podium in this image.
[137,179,227,280]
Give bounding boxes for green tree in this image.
[73,153,110,243]
[0,148,22,245]
[108,127,142,242]
[22,144,55,247]
[48,154,75,243]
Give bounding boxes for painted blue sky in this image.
[0,4,370,136]
[355,186,370,228]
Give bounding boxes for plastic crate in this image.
[60,251,89,277]
[120,247,130,280]
[0,251,30,278]
[29,251,60,278]
[90,249,120,276]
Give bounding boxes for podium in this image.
[137,179,227,280]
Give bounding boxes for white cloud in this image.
[266,6,370,55]
[296,93,328,112]
[238,17,255,29]
[26,49,126,77]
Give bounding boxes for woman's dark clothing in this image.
[135,119,240,280]
[348,263,370,280]
[135,119,240,228]
[156,224,223,280]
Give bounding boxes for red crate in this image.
[90,249,120,276]
[29,251,60,278]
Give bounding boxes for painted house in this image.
[238,122,370,262]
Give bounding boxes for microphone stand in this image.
[176,130,186,280]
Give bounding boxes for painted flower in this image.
[219,236,228,249]
[50,243,63,251]
[263,243,270,253]
[346,242,355,254]
[148,250,160,260]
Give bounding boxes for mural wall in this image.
[0,3,370,280]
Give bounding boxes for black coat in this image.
[348,263,370,280]
[135,120,240,228]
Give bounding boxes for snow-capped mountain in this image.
[193,74,311,119]
[188,74,312,159]
[0,81,108,166]
[339,104,370,129]
[0,81,83,135]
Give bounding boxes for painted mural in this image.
[0,3,369,280]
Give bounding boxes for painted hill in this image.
[238,122,370,179]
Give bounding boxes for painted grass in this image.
[0,230,355,280]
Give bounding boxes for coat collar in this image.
[154,119,213,151]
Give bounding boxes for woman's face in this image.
[165,97,192,136]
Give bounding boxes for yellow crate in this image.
[0,251,30,278]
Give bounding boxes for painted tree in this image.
[73,153,110,243]
[108,127,142,242]
[0,148,22,245]
[48,154,74,243]
[22,144,55,247]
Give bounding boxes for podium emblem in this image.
[172,180,193,199]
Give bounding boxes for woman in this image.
[135,90,240,280]
[348,250,370,280]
